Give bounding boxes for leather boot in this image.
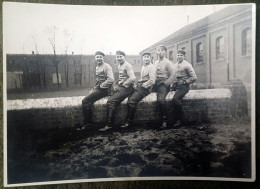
[161,116,168,129]
[77,106,92,130]
[99,107,115,132]
[159,103,168,128]
[172,100,182,127]
[121,106,135,128]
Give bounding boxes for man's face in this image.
[95,55,104,64]
[143,55,151,64]
[177,53,184,63]
[157,47,166,59]
[116,55,125,64]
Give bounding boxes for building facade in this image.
[6,54,142,90]
[140,5,253,89]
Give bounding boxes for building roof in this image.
[141,4,252,53]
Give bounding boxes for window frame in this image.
[196,42,204,64]
[216,36,225,60]
[169,51,174,61]
[242,27,252,56]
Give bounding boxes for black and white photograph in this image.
[3,2,256,187]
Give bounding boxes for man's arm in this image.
[185,64,197,84]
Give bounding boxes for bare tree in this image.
[21,43,31,88]
[31,34,50,89]
[46,26,60,87]
[62,29,73,87]
[31,35,42,88]
[23,56,31,88]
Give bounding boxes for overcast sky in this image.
[3,2,231,55]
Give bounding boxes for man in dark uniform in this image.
[99,50,136,131]
[153,45,175,128]
[79,51,114,130]
[171,48,197,126]
[120,51,156,128]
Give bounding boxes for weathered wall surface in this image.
[6,54,142,90]
[7,81,248,132]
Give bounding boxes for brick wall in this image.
[7,80,248,132]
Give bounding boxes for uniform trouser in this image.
[172,84,189,122]
[154,83,170,121]
[107,85,134,126]
[126,86,150,123]
[82,88,108,124]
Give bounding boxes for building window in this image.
[134,59,137,64]
[52,73,61,84]
[196,42,203,63]
[216,36,224,60]
[169,51,173,61]
[242,28,252,56]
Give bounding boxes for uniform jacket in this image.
[118,61,136,88]
[137,62,156,89]
[172,60,197,85]
[154,57,175,86]
[95,62,114,88]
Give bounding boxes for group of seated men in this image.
[78,45,197,131]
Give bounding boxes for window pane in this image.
[246,29,252,55]
[242,28,252,56]
[196,42,203,63]
[169,51,173,61]
[216,36,224,60]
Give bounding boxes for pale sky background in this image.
[3,2,231,55]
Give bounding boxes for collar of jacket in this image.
[159,57,166,62]
[144,62,151,66]
[97,62,104,67]
[119,61,126,66]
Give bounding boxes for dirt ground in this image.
[7,118,252,184]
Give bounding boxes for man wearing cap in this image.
[79,51,114,130]
[99,50,136,131]
[153,45,175,128]
[120,52,156,128]
[171,48,197,126]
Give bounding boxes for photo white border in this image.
[2,2,256,187]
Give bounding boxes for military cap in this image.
[95,51,105,57]
[157,45,167,51]
[177,48,186,56]
[116,50,126,56]
[142,51,152,56]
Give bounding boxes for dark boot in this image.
[99,107,115,132]
[159,103,168,128]
[172,100,182,127]
[77,106,92,130]
[161,116,168,129]
[121,106,135,128]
